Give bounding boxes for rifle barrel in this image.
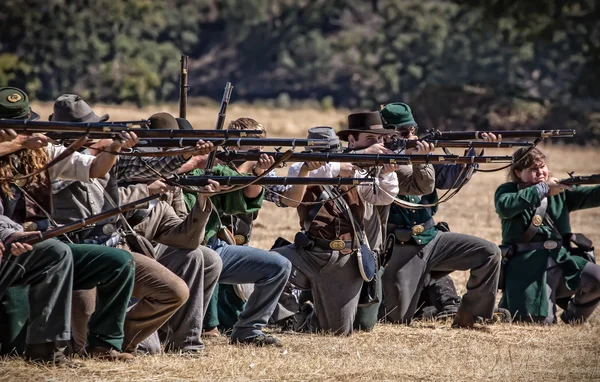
[215,151,514,164]
[410,140,534,148]
[134,138,335,148]
[558,174,600,186]
[173,176,374,186]
[205,82,233,171]
[427,129,575,140]
[179,54,189,119]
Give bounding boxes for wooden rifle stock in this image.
[3,194,160,251]
[558,173,600,186]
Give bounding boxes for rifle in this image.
[171,176,374,187]
[213,151,515,165]
[384,138,535,151]
[423,129,575,140]
[0,194,160,299]
[0,120,263,138]
[133,137,337,149]
[204,82,233,172]
[558,173,600,186]
[179,54,189,119]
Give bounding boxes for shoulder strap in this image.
[521,197,548,243]
[303,189,329,233]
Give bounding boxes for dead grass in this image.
[3,103,600,381]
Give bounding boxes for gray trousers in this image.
[535,257,600,324]
[153,244,222,350]
[273,244,363,335]
[383,232,501,324]
[2,239,73,345]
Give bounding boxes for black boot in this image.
[25,342,81,367]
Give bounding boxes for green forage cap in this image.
[380,102,417,129]
[0,87,39,120]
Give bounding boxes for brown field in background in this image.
[2,103,600,381]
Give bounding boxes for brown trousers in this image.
[71,250,189,352]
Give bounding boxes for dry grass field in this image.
[2,103,600,381]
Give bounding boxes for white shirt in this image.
[287,162,399,206]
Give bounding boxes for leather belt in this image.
[515,240,563,252]
[22,219,51,232]
[312,237,354,251]
[388,218,435,236]
[67,222,118,243]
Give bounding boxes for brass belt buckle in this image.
[329,239,345,251]
[532,215,543,227]
[411,224,425,235]
[234,234,246,245]
[22,221,37,232]
[102,223,116,235]
[543,240,558,250]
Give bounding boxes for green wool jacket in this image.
[183,164,264,242]
[388,193,439,245]
[495,182,600,318]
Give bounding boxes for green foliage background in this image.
[1,0,599,142]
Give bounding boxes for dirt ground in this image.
[2,104,600,381]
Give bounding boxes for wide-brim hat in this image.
[175,117,194,130]
[0,87,40,121]
[336,111,393,141]
[49,94,109,122]
[305,126,341,152]
[148,112,180,130]
[380,102,417,130]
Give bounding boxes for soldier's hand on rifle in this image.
[406,140,435,155]
[0,129,17,143]
[362,143,394,155]
[199,179,223,196]
[253,154,275,175]
[481,132,501,142]
[338,162,356,177]
[304,161,326,172]
[16,133,51,150]
[192,140,215,156]
[121,131,139,149]
[546,177,569,196]
[148,180,175,195]
[4,231,38,256]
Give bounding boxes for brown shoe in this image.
[452,307,476,328]
[201,327,221,338]
[84,346,135,362]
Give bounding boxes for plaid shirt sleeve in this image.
[115,152,187,181]
[262,170,292,208]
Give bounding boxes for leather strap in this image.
[303,189,329,232]
[515,240,563,252]
[521,197,548,243]
[127,198,159,227]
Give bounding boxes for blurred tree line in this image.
[1,0,599,142]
